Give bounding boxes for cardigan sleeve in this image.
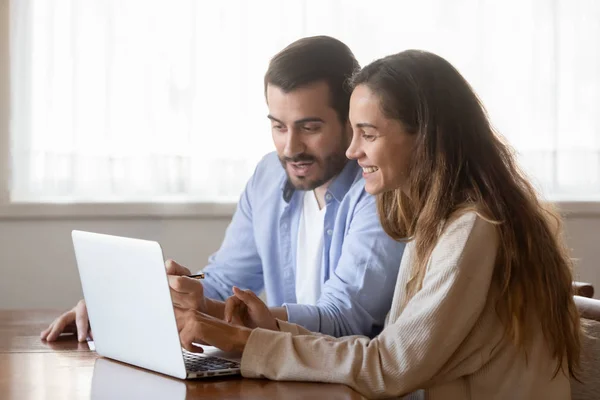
[240,213,499,399]
[275,319,315,335]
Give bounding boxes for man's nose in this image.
[283,130,305,158]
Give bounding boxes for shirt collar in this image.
[280,159,360,203]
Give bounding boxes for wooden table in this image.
[0,310,364,399]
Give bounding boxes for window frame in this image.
[1,0,598,220]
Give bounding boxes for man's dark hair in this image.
[264,36,360,124]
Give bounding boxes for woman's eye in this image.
[362,133,375,141]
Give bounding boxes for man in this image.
[41,36,405,342]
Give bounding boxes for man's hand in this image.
[224,287,278,331]
[40,299,93,342]
[166,259,209,313]
[175,307,251,353]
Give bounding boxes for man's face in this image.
[267,81,350,191]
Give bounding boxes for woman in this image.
[175,50,580,399]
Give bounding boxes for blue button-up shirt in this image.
[201,152,405,338]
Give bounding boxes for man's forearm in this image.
[269,306,288,322]
[205,298,226,320]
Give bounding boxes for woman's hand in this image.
[224,287,279,331]
[174,307,251,353]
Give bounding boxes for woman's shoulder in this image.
[434,210,499,258]
[442,209,497,237]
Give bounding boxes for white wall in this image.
[0,213,599,310]
[0,216,229,309]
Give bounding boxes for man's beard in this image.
[279,148,348,191]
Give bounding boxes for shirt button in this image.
[282,223,288,230]
[326,229,333,236]
[325,194,332,201]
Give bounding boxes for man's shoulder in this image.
[246,151,286,197]
[339,168,375,211]
[255,151,282,169]
[253,151,284,178]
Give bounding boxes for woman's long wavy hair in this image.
[350,50,580,377]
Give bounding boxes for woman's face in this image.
[346,84,417,195]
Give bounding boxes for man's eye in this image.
[303,125,320,132]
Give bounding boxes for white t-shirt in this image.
[295,191,327,306]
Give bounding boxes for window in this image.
[8,0,600,203]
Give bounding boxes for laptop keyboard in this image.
[183,351,240,372]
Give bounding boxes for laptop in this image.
[71,230,241,379]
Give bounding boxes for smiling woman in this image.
[174,49,582,400]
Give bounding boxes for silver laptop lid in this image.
[72,230,187,379]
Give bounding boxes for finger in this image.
[174,307,188,332]
[188,344,204,353]
[170,289,183,308]
[226,298,247,326]
[224,297,233,323]
[179,324,194,352]
[232,286,257,299]
[165,259,191,276]
[75,316,89,342]
[224,296,242,323]
[40,322,54,339]
[192,315,243,353]
[180,323,204,353]
[173,305,185,317]
[46,312,74,341]
[46,319,66,341]
[75,305,89,342]
[168,275,202,294]
[179,313,211,347]
[233,287,263,309]
[42,316,77,340]
[170,289,194,309]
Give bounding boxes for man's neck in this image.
[313,182,332,210]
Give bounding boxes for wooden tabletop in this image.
[0,310,364,399]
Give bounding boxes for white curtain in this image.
[9,0,600,202]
